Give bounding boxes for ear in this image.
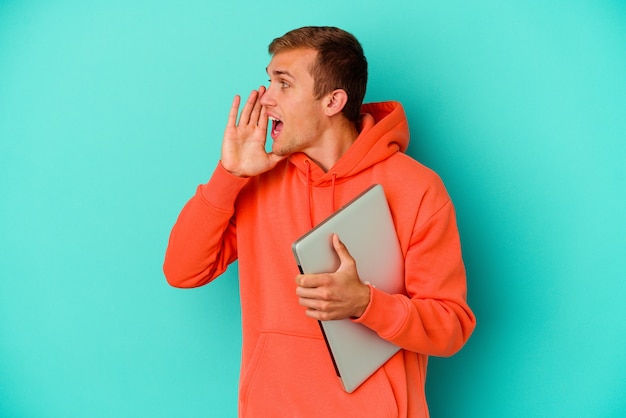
[323,89,349,117]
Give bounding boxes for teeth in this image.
[269,116,280,122]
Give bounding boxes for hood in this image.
[288,101,409,185]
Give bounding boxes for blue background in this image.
[1,0,625,416]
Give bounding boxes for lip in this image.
[267,112,281,121]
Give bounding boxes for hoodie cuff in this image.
[352,285,408,339]
[198,162,250,211]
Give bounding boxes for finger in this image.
[239,90,259,126]
[296,274,325,289]
[295,285,318,299]
[248,88,264,125]
[304,305,335,321]
[295,274,310,288]
[226,95,241,128]
[258,100,268,131]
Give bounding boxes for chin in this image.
[273,148,291,157]
[272,141,292,157]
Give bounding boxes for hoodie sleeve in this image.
[353,198,476,357]
[163,162,249,288]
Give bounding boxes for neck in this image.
[307,121,359,172]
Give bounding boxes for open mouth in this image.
[269,116,283,140]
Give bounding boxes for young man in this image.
[164,26,475,417]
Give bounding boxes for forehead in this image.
[266,48,318,80]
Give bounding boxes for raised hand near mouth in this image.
[221,86,286,178]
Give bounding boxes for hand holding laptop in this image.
[295,233,371,321]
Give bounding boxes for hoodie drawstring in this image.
[304,160,339,228]
[330,172,337,213]
[304,160,314,228]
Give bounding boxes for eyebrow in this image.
[266,68,295,80]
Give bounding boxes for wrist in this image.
[220,160,249,178]
[350,283,372,319]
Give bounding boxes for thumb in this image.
[332,234,355,271]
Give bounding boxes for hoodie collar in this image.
[289,101,409,185]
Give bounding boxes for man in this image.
[164,26,475,417]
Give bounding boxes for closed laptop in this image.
[292,184,405,393]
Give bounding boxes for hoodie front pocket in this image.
[239,331,398,418]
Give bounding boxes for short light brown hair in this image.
[268,26,368,123]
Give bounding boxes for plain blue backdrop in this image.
[1,0,625,416]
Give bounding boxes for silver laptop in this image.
[292,184,405,393]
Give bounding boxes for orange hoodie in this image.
[164,101,476,417]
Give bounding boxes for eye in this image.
[267,78,291,89]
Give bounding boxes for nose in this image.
[260,84,275,107]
